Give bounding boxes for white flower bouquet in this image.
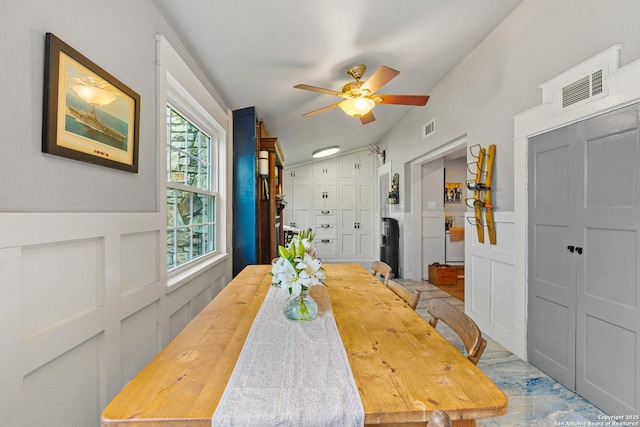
[271,230,325,320]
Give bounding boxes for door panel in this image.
[575,105,640,415]
[530,104,640,415]
[531,295,572,372]
[528,125,577,390]
[583,227,636,306]
[583,315,637,410]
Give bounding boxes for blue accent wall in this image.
[232,107,258,276]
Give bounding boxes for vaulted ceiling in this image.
[151,0,524,165]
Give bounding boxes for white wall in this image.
[379,0,640,358]
[0,2,232,426]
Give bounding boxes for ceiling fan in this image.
[294,64,430,125]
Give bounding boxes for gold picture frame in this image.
[42,33,140,172]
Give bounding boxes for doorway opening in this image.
[406,135,467,282]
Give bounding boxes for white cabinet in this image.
[340,151,374,178]
[284,149,376,262]
[339,178,375,260]
[312,179,338,209]
[312,157,339,177]
[286,165,311,179]
[312,209,338,259]
[282,165,311,230]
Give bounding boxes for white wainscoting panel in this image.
[0,212,230,427]
[21,238,103,339]
[23,335,101,427]
[121,302,159,384]
[120,231,160,295]
[421,211,445,279]
[169,302,191,343]
[465,212,525,359]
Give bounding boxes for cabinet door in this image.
[356,180,375,259]
[356,152,374,177]
[340,153,359,177]
[286,165,311,179]
[340,151,374,177]
[357,179,374,211]
[356,207,375,259]
[324,180,338,208]
[312,180,337,208]
[291,179,311,229]
[282,178,293,228]
[339,179,357,209]
[339,208,357,258]
[312,158,339,178]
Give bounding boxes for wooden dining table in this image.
[102,264,507,427]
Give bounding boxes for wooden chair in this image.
[426,298,487,365]
[371,260,393,285]
[428,410,451,427]
[387,279,421,310]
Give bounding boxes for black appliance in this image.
[380,217,399,278]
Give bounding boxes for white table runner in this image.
[211,285,364,427]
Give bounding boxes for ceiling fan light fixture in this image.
[312,146,340,158]
[339,97,375,118]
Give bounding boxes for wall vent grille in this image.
[561,69,604,108]
[423,119,435,138]
[592,69,603,95]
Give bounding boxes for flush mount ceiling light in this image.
[312,146,340,158]
[338,97,375,118]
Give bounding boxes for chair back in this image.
[428,409,451,427]
[371,260,393,285]
[387,280,421,310]
[426,298,487,365]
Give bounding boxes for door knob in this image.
[567,245,575,253]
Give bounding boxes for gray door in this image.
[528,124,577,389]
[575,105,640,415]
[529,104,640,415]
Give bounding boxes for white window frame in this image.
[166,103,217,269]
[157,36,229,289]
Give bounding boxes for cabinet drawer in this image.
[312,209,336,223]
[314,223,336,239]
[315,239,337,258]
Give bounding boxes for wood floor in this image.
[433,276,464,301]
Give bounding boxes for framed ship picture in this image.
[42,33,140,172]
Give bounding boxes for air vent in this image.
[592,69,603,95]
[423,119,435,139]
[561,69,604,108]
[537,45,620,115]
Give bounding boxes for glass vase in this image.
[282,287,318,321]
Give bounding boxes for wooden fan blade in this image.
[375,94,430,106]
[360,111,376,125]
[294,84,344,97]
[360,66,399,94]
[302,102,341,117]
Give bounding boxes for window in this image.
[158,35,228,281]
[166,106,216,269]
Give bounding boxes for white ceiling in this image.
[151,0,523,166]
